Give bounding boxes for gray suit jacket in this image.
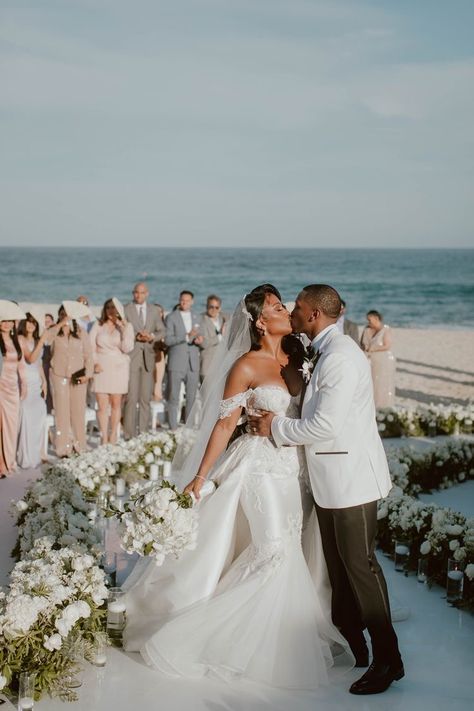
[125,302,165,372]
[343,317,360,345]
[165,309,202,373]
[199,312,227,379]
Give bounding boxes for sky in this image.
[1,0,473,248]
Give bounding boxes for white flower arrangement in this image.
[377,439,474,607]
[376,402,474,438]
[114,480,198,566]
[53,431,179,495]
[0,537,108,700]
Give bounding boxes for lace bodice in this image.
[219,385,294,419]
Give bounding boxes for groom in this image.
[249,284,403,695]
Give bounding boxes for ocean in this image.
[1,247,473,329]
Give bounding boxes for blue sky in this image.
[1,0,473,247]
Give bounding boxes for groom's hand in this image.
[248,410,275,437]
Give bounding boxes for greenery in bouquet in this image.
[109,480,198,566]
[0,538,108,701]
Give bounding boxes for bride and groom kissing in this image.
[123,283,404,696]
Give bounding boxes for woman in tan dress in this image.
[0,301,27,477]
[361,310,396,408]
[36,302,94,457]
[90,298,134,444]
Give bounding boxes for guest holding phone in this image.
[90,298,134,444]
[0,301,27,477]
[35,301,93,457]
[17,310,48,468]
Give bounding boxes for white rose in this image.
[449,539,460,551]
[16,500,28,512]
[420,541,431,555]
[446,524,463,536]
[465,563,474,580]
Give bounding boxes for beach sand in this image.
[391,327,474,407]
[18,303,474,408]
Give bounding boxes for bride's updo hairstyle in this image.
[301,284,342,319]
[245,283,282,351]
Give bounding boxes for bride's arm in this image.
[183,358,253,500]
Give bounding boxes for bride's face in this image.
[259,294,292,336]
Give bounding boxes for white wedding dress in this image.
[123,385,353,689]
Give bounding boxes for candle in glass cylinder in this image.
[108,599,126,614]
[19,697,34,710]
[149,464,159,481]
[163,461,172,479]
[115,478,126,497]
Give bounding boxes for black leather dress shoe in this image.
[349,660,404,695]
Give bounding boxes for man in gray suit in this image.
[338,299,360,344]
[124,282,165,438]
[199,294,227,382]
[165,290,203,431]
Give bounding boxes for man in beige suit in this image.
[124,283,165,439]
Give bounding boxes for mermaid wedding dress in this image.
[123,385,353,689]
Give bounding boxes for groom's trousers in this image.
[316,500,401,665]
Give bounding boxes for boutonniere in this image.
[299,351,319,383]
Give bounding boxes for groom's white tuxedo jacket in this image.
[272,324,392,509]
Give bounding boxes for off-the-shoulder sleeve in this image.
[218,390,250,419]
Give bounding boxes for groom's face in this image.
[290,294,313,335]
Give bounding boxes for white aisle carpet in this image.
[1,451,474,711]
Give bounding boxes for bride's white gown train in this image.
[123,386,353,689]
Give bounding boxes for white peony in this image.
[449,539,460,551]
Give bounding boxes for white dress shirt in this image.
[180,310,192,341]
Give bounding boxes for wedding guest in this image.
[337,299,360,344]
[35,301,93,457]
[124,283,165,438]
[152,303,167,402]
[361,310,396,408]
[200,294,227,381]
[165,290,203,430]
[0,301,27,477]
[17,312,48,468]
[90,298,134,444]
[42,313,54,413]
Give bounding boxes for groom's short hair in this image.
[301,284,342,319]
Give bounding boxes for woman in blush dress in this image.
[361,310,396,408]
[0,301,28,478]
[17,312,48,468]
[90,298,134,444]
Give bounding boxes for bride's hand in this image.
[184,475,206,501]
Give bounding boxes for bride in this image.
[123,284,353,689]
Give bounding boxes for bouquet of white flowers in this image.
[113,480,198,566]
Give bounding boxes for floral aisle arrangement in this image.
[11,469,101,560]
[377,439,474,607]
[0,538,108,701]
[376,402,473,438]
[53,431,179,496]
[110,480,198,565]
